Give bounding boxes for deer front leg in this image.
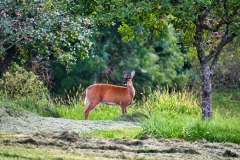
[121,105,128,115]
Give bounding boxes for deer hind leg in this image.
[84,101,99,120]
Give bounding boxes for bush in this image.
[0,66,48,101]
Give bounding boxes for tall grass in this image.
[141,87,201,115]
[139,88,240,144]
[212,88,240,117]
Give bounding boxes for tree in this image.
[92,0,239,119]
[0,0,92,75]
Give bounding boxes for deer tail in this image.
[83,89,88,104]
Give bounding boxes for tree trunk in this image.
[200,62,212,120]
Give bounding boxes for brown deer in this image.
[83,70,135,120]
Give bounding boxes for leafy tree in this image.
[0,0,92,75]
[92,0,239,119]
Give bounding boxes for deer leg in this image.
[84,102,99,120]
[121,105,128,115]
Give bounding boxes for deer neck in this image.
[127,83,135,98]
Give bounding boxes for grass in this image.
[140,112,240,143]
[139,88,240,144]
[212,88,240,117]
[82,127,142,139]
[0,87,240,144]
[0,96,59,118]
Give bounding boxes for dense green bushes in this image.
[0,66,59,117]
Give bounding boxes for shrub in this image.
[0,65,48,102]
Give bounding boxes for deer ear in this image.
[131,70,135,77]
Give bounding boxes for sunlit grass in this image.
[141,87,201,115]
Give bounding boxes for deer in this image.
[83,70,135,120]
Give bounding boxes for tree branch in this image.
[209,32,237,73]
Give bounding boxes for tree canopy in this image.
[0,0,93,74]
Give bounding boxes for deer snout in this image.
[123,79,128,85]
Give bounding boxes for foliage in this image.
[93,0,239,44]
[0,65,58,116]
[0,64,48,101]
[50,55,106,95]
[141,113,240,144]
[93,24,189,97]
[142,87,201,116]
[0,0,93,74]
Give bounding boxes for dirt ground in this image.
[0,106,240,159]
